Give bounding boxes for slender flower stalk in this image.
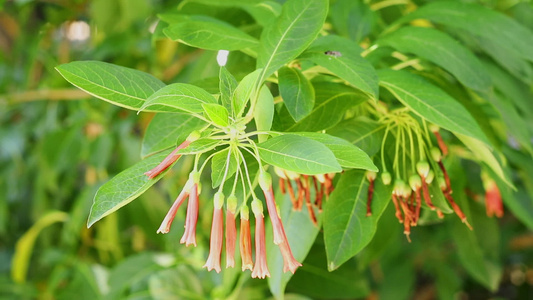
[225,195,238,268]
[203,192,224,273]
[251,199,270,279]
[180,183,199,247]
[240,205,253,271]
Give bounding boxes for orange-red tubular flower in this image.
[203,193,224,273]
[485,180,504,218]
[240,206,253,271]
[144,140,191,179]
[225,195,238,268]
[251,200,270,279]
[156,181,191,234]
[180,183,199,247]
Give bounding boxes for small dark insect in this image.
[324,50,342,57]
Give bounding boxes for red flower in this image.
[239,205,253,271]
[251,199,270,279]
[180,183,199,247]
[484,179,503,218]
[156,182,191,234]
[225,195,238,268]
[144,140,191,179]
[203,192,224,273]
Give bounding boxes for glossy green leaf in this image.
[141,113,206,158]
[233,68,263,117]
[289,132,377,171]
[267,191,320,298]
[257,134,342,175]
[324,170,393,270]
[278,66,315,122]
[397,1,533,62]
[377,26,492,92]
[283,82,368,132]
[378,70,489,145]
[56,61,164,111]
[163,15,258,51]
[210,147,239,189]
[219,67,238,115]
[256,0,328,82]
[202,103,229,127]
[140,83,217,114]
[176,138,221,155]
[254,85,274,143]
[327,117,385,157]
[301,35,379,99]
[88,149,174,228]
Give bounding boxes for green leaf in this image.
[219,67,238,115]
[257,134,342,175]
[397,1,533,62]
[377,26,492,92]
[88,149,175,228]
[56,61,164,111]
[456,134,511,187]
[327,117,385,157]
[283,82,368,132]
[256,0,328,82]
[202,103,229,127]
[378,69,489,145]
[210,147,239,189]
[301,35,379,99]
[324,170,393,270]
[141,113,206,158]
[233,68,263,117]
[267,191,320,298]
[450,192,502,291]
[176,138,221,155]
[278,67,315,122]
[254,85,274,143]
[163,15,258,51]
[288,132,377,171]
[330,0,375,42]
[140,83,217,114]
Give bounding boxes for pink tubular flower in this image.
[144,140,191,179]
[156,184,190,234]
[251,200,270,279]
[203,192,224,273]
[240,206,253,271]
[485,179,503,218]
[279,239,302,274]
[225,195,238,268]
[180,183,199,247]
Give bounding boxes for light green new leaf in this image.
[254,85,274,143]
[289,132,377,171]
[278,66,315,122]
[202,103,229,127]
[301,35,379,99]
[256,0,328,82]
[283,82,368,132]
[211,147,240,188]
[378,70,489,145]
[176,138,221,155]
[88,149,175,228]
[140,83,217,114]
[377,26,492,92]
[397,1,533,62]
[233,68,263,117]
[219,67,238,115]
[141,113,206,158]
[163,15,258,51]
[56,61,164,111]
[324,170,393,270]
[257,134,341,175]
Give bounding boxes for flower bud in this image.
[187,130,201,142]
[425,169,435,184]
[409,174,422,191]
[393,179,406,196]
[381,172,392,185]
[430,147,442,162]
[227,194,238,214]
[437,176,447,191]
[416,161,430,178]
[251,198,264,216]
[429,124,440,133]
[366,171,377,181]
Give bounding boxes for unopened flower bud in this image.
[227,194,238,214]
[437,176,447,191]
[382,172,392,185]
[393,179,406,196]
[259,171,272,191]
[425,170,435,184]
[430,147,442,162]
[409,174,422,191]
[429,124,440,133]
[214,191,225,209]
[251,198,264,216]
[416,161,430,178]
[366,171,377,181]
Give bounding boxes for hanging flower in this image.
[225,194,238,268]
[180,182,200,247]
[251,199,270,279]
[483,175,504,218]
[203,192,225,273]
[239,205,253,272]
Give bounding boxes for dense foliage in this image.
[2,0,533,299]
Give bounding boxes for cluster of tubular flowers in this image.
[143,139,301,278]
[365,111,473,241]
[274,167,335,225]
